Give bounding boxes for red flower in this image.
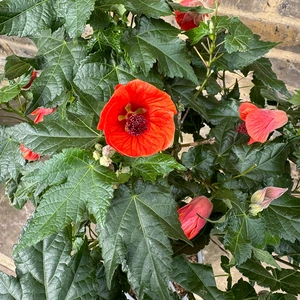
[22,70,37,89]
[20,144,40,161]
[31,107,57,124]
[239,102,288,145]
[178,196,213,240]
[97,79,177,157]
[175,0,205,31]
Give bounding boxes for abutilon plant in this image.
[0,0,300,299]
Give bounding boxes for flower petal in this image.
[238,102,258,121]
[97,79,177,157]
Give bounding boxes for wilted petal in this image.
[31,107,57,124]
[20,144,40,161]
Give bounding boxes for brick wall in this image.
[218,0,300,92]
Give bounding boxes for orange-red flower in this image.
[22,70,37,89]
[175,0,205,31]
[178,196,213,240]
[97,79,177,157]
[239,102,288,145]
[31,107,57,124]
[20,144,40,161]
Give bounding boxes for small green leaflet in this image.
[123,16,198,84]
[287,90,300,106]
[99,180,189,300]
[14,148,117,254]
[129,153,186,182]
[171,255,234,300]
[0,227,99,299]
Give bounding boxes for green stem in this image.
[214,164,257,186]
[273,256,300,270]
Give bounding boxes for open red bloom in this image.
[22,70,37,89]
[97,79,177,157]
[20,144,40,161]
[178,196,213,240]
[175,0,205,31]
[239,102,288,145]
[31,107,57,124]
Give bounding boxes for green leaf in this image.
[0,0,57,37]
[7,113,100,155]
[123,16,198,84]
[207,100,240,125]
[14,148,116,253]
[4,55,31,79]
[181,146,215,180]
[231,278,257,300]
[123,0,171,17]
[243,57,290,97]
[224,143,290,190]
[169,3,213,14]
[171,255,234,299]
[218,190,266,264]
[252,248,281,270]
[287,90,300,106]
[264,194,300,243]
[0,84,21,103]
[238,259,300,295]
[217,35,277,71]
[185,22,210,45]
[224,17,254,53]
[2,226,99,299]
[0,273,21,299]
[275,239,300,265]
[129,153,186,182]
[54,0,96,38]
[27,28,88,112]
[209,118,246,167]
[0,128,24,181]
[99,180,189,299]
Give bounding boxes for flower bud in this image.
[178,196,213,239]
[249,186,288,216]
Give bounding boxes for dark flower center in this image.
[125,114,148,136]
[235,122,248,135]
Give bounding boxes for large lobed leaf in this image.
[264,194,300,242]
[238,259,300,296]
[27,28,88,112]
[123,16,198,84]
[14,148,117,253]
[99,180,189,299]
[7,113,100,155]
[0,128,25,181]
[0,227,99,299]
[0,0,57,37]
[171,255,234,299]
